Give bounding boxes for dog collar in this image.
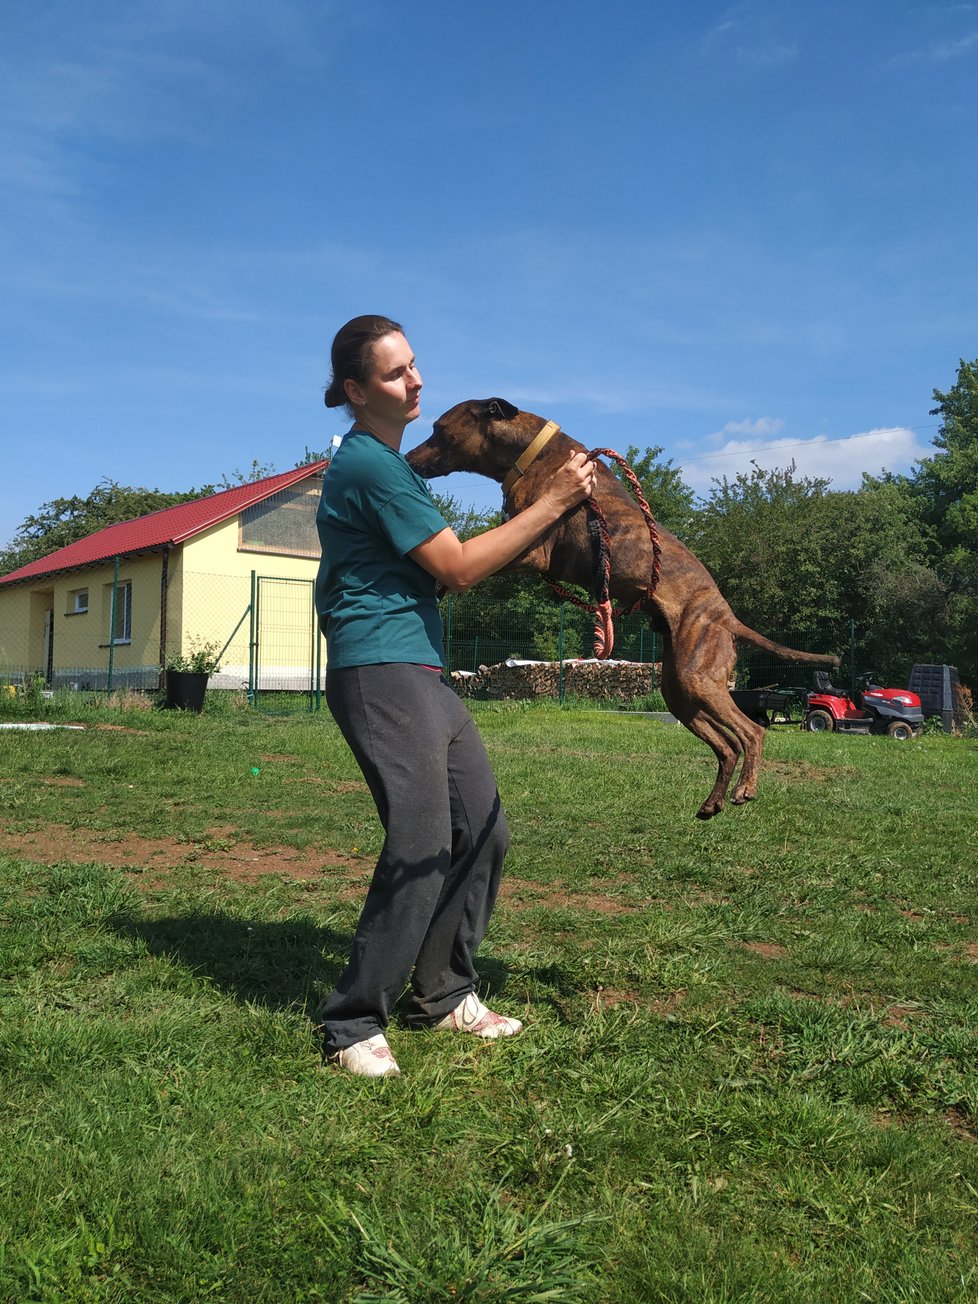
[501,421,560,496]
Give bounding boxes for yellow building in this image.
[0,463,330,694]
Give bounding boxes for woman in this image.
[315,315,595,1077]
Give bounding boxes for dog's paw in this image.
[696,800,723,820]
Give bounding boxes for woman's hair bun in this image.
[324,314,403,415]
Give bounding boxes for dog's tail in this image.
[734,622,841,668]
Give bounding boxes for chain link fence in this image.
[439,591,847,703]
[0,561,321,705]
[1,558,849,711]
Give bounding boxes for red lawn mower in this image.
[802,671,924,739]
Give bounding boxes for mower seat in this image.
[811,670,845,696]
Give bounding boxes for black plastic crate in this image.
[907,664,963,733]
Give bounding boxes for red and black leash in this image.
[542,448,663,658]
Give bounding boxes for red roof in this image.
[0,461,330,586]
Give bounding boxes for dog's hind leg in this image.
[661,659,742,819]
[686,711,743,819]
[700,693,765,808]
[660,622,768,817]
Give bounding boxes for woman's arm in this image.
[408,451,595,593]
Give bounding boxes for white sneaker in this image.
[433,992,523,1039]
[334,1033,400,1077]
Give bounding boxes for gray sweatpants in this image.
[315,663,510,1053]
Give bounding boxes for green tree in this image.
[688,461,943,684]
[0,479,214,577]
[429,492,500,542]
[424,494,579,666]
[218,459,277,487]
[831,478,946,682]
[907,358,978,681]
[607,444,697,538]
[688,461,838,643]
[0,451,329,578]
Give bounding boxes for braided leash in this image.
[543,448,663,658]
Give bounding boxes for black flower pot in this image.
[164,670,209,713]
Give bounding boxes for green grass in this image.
[1,701,976,1301]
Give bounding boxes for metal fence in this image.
[0,562,322,706]
[439,592,847,697]
[441,594,663,674]
[1,560,851,711]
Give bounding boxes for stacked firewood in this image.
[449,659,659,701]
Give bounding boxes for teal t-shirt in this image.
[315,429,449,668]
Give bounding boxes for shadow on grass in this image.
[116,915,567,1026]
[120,913,351,1016]
[474,956,584,1023]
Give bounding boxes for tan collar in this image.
[501,421,560,496]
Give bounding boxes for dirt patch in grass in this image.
[943,1107,977,1143]
[285,776,370,793]
[882,1004,923,1029]
[789,990,929,1027]
[760,759,860,783]
[739,941,789,960]
[41,776,86,787]
[589,987,686,1015]
[685,890,725,907]
[964,942,978,963]
[0,815,655,914]
[87,723,154,736]
[499,876,643,915]
[0,820,363,887]
[650,989,686,1015]
[591,987,641,1009]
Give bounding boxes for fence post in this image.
[107,556,120,692]
[315,602,322,712]
[558,603,565,704]
[248,570,257,705]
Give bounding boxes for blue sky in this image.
[2,1,976,548]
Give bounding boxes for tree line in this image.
[3,362,975,687]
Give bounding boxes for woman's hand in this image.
[540,450,597,515]
[410,452,597,594]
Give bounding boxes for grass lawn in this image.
[1,697,976,1302]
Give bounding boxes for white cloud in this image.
[701,5,798,65]
[680,425,928,494]
[930,29,978,57]
[890,27,978,63]
[709,416,786,439]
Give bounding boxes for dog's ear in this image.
[486,398,519,420]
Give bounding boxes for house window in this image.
[106,580,132,644]
[239,478,322,558]
[68,589,88,615]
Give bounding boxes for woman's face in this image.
[346,331,423,427]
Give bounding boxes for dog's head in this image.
[406,397,535,483]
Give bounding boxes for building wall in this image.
[0,473,328,691]
[174,512,325,691]
[0,585,33,669]
[0,553,164,688]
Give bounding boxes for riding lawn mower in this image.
[802,671,924,739]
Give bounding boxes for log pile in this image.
[449,659,659,702]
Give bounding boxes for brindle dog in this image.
[406,398,840,819]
